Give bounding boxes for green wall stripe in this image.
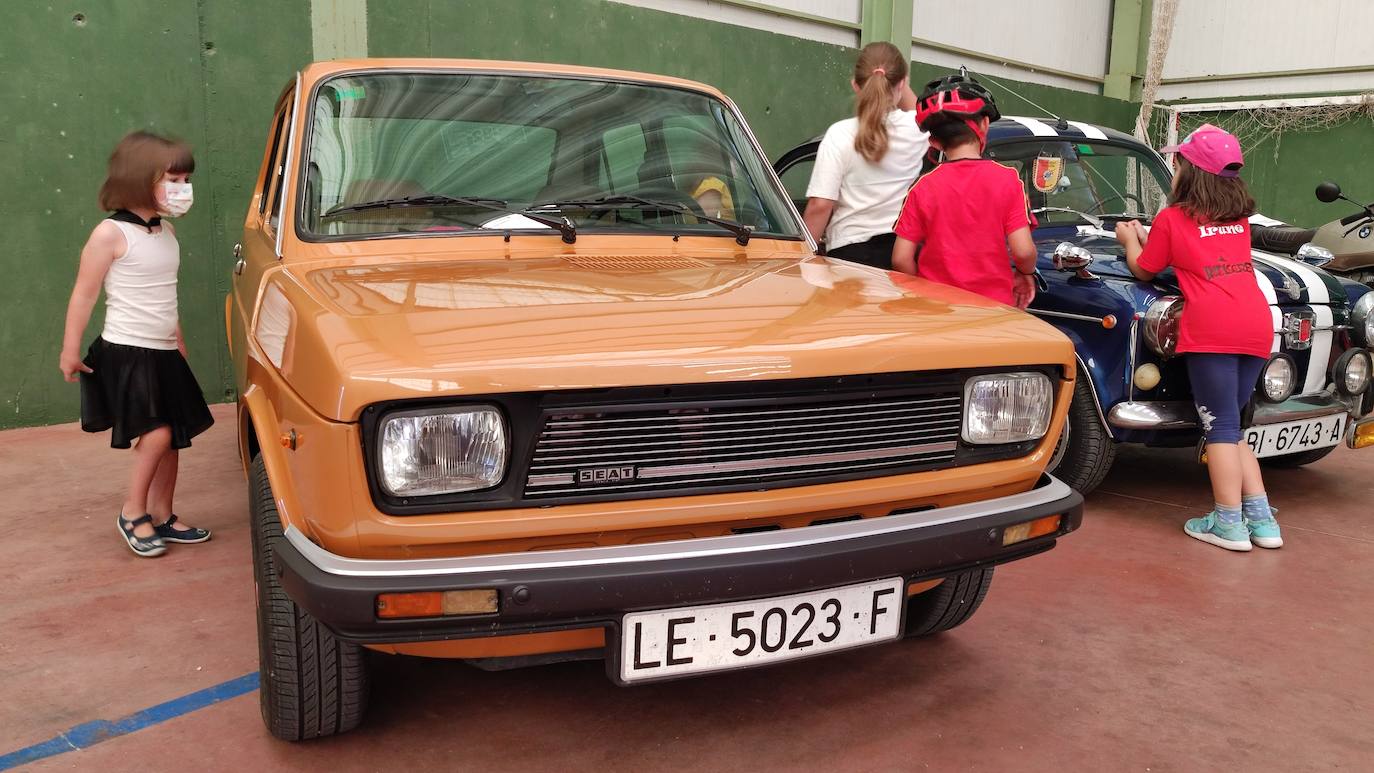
[311,0,369,60]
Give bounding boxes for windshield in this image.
[299,73,801,240]
[985,139,1172,226]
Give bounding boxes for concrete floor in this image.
[3,404,1373,771]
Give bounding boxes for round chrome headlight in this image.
[1260,354,1297,403]
[1352,292,1374,347]
[1335,349,1373,396]
[1143,296,1185,358]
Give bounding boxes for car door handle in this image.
[233,243,245,275]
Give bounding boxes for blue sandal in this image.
[154,514,212,544]
[117,514,167,557]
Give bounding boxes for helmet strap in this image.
[965,118,989,151]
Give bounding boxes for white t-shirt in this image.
[806,109,929,250]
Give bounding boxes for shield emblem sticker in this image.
[1033,154,1064,193]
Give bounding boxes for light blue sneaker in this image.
[1245,508,1283,549]
[1184,512,1253,552]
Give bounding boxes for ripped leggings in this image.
[1186,354,1267,444]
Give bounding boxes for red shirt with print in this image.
[1136,206,1272,358]
[892,159,1036,305]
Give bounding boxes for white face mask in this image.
[159,182,194,217]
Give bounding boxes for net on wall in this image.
[1144,94,1374,160]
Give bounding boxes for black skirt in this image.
[79,337,214,449]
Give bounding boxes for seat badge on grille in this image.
[577,466,637,485]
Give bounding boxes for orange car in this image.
[228,59,1083,740]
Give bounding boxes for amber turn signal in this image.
[1001,514,1062,546]
[1353,421,1374,450]
[376,589,499,619]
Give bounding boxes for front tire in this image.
[1050,378,1117,495]
[903,568,994,638]
[250,456,369,741]
[1259,445,1337,468]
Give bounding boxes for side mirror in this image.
[1053,242,1098,280]
[1316,181,1343,203]
[1296,243,1335,267]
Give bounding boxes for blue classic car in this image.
[775,117,1374,493]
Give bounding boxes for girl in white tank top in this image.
[59,131,214,558]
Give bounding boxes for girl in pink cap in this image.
[1115,125,1282,552]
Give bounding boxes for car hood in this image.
[258,250,1074,421]
[1037,225,1346,305]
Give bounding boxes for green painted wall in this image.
[1234,122,1374,228]
[3,0,1135,429]
[1,0,310,429]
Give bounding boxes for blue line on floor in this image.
[0,672,259,770]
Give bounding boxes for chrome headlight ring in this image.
[1143,296,1185,358]
[1351,292,1374,348]
[1334,349,1373,397]
[1259,354,1298,404]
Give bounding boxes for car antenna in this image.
[963,65,1064,125]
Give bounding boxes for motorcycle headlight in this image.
[377,406,508,496]
[1143,296,1185,358]
[1260,354,1297,403]
[963,372,1053,444]
[1351,292,1374,347]
[1335,349,1373,396]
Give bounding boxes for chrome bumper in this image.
[1108,392,1361,431]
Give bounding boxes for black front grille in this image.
[524,391,963,498]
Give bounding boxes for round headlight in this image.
[1335,349,1373,396]
[1354,292,1374,348]
[1260,354,1297,403]
[1143,296,1184,358]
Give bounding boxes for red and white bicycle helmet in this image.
[915,73,1001,148]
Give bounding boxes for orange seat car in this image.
[228,59,1084,740]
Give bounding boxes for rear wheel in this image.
[902,568,994,638]
[250,456,369,741]
[1259,445,1337,468]
[1049,379,1117,495]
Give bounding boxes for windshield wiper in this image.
[1101,212,1152,222]
[1031,207,1103,229]
[540,195,754,245]
[323,194,577,243]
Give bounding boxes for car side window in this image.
[259,106,288,218]
[264,92,294,233]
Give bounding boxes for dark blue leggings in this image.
[1187,354,1267,444]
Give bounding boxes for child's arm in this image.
[803,197,836,246]
[60,222,123,381]
[1007,226,1038,309]
[1116,220,1155,280]
[892,236,919,275]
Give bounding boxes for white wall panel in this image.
[611,0,862,47]
[912,0,1111,94]
[1159,0,1374,100]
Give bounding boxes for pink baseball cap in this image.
[1160,123,1244,177]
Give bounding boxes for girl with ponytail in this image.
[803,42,928,269]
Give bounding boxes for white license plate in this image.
[619,577,904,683]
[1246,414,1346,458]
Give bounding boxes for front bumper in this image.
[275,475,1083,644]
[1109,391,1365,434]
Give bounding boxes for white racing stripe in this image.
[1269,306,1282,354]
[1252,262,1279,305]
[1008,116,1058,137]
[1302,305,1335,396]
[1066,121,1108,140]
[1253,252,1330,304]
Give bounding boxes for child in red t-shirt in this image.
[1116,124,1280,552]
[891,74,1038,308]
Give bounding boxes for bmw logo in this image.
[1360,226,1372,239]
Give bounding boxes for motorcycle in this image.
[1250,180,1374,287]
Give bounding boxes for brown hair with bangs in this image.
[98,131,195,212]
[1169,156,1255,225]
